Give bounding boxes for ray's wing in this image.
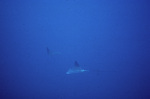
[74,61,80,67]
[46,47,50,55]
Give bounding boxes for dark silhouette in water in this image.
[46,47,61,56]
[74,61,80,67]
[46,47,50,55]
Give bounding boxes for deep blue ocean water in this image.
[0,0,150,99]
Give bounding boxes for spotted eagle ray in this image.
[66,61,88,74]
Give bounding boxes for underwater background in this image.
[0,0,150,99]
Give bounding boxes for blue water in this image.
[1,0,150,99]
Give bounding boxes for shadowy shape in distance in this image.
[66,61,88,74]
[46,47,61,56]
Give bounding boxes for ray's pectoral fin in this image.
[74,61,80,67]
[46,47,50,55]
